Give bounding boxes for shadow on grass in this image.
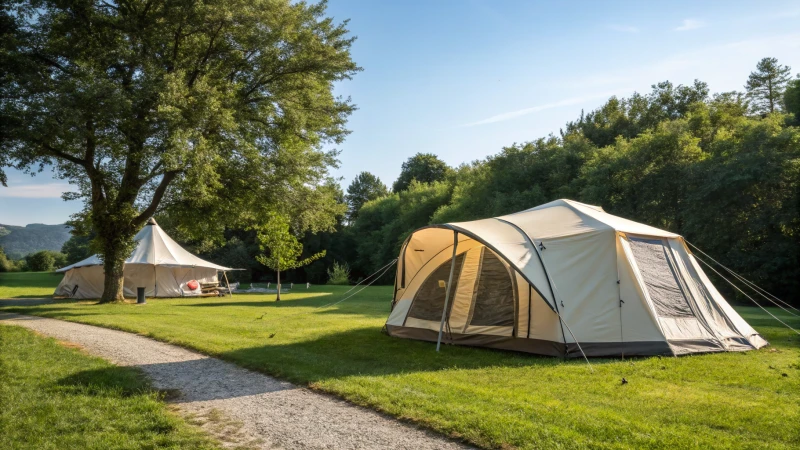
[175,293,392,318]
[0,294,57,300]
[57,366,148,398]
[219,326,568,385]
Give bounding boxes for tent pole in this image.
[436,231,459,352]
[223,271,232,298]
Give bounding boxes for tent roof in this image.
[450,199,679,242]
[401,199,679,312]
[56,218,237,272]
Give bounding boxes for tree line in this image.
[322,57,799,305]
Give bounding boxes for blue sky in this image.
[2,0,799,226]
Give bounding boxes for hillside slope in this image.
[0,223,71,258]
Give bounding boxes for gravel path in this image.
[0,313,470,450]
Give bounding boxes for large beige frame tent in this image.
[386,199,768,357]
[55,219,235,299]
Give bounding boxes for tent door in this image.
[462,247,517,336]
[627,237,721,347]
[404,246,517,337]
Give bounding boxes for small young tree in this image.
[745,57,792,114]
[256,215,325,301]
[326,261,351,285]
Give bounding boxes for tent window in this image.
[469,249,515,327]
[628,237,694,318]
[407,252,466,322]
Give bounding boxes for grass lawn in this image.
[0,271,65,298]
[1,272,799,449]
[0,322,218,450]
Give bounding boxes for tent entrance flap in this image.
[407,252,466,322]
[466,247,516,328]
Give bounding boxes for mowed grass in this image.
[0,323,218,450]
[0,271,65,298]
[1,272,799,449]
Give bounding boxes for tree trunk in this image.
[100,252,126,303]
[276,268,281,302]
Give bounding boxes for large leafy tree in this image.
[345,171,387,222]
[392,153,451,192]
[0,0,359,302]
[745,57,792,114]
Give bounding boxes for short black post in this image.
[136,287,146,304]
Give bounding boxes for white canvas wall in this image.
[55,265,219,299]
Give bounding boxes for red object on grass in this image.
[187,280,199,290]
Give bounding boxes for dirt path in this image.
[0,313,470,450]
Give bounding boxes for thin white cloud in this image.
[675,19,706,31]
[458,91,623,127]
[0,183,72,198]
[608,24,639,33]
[555,32,800,93]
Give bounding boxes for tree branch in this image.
[41,142,88,167]
[133,170,179,225]
[187,22,224,88]
[31,52,75,76]
[140,160,164,184]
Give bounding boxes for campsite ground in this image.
[0,322,218,449]
[1,272,799,449]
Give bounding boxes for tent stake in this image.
[436,231,459,352]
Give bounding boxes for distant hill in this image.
[0,223,72,258]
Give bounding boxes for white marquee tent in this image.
[55,218,236,299]
[386,199,768,357]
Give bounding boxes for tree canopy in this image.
[345,171,388,222]
[0,0,359,301]
[785,76,800,123]
[392,153,451,192]
[745,57,792,114]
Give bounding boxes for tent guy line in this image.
[255,258,398,323]
[686,241,800,315]
[691,255,800,336]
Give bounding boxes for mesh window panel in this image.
[469,249,515,327]
[628,237,694,318]
[407,252,466,321]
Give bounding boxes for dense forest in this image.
[9,58,799,306]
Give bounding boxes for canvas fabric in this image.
[387,199,768,357]
[54,219,232,299]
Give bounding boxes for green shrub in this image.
[326,261,350,285]
[25,251,57,272]
[0,247,14,272]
